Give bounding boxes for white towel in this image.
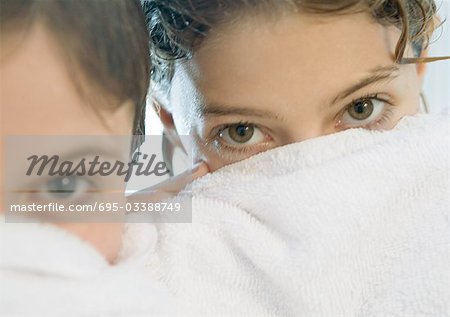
[147,111,450,316]
[0,220,177,316]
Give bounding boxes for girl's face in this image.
[164,12,426,171]
[0,24,134,262]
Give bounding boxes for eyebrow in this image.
[199,65,400,119]
[331,65,400,105]
[199,103,282,120]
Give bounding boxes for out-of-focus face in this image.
[164,12,425,171]
[0,24,134,262]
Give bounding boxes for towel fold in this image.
[0,220,176,317]
[148,111,450,317]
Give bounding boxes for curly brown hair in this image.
[143,0,447,97]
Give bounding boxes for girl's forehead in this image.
[0,24,134,136]
[178,12,407,107]
[196,12,395,73]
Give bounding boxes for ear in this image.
[151,98,184,149]
[152,98,174,129]
[416,48,428,87]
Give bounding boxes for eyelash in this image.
[207,121,268,156]
[350,93,395,128]
[373,107,394,127]
[25,175,99,204]
[338,93,396,128]
[209,93,396,155]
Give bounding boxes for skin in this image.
[0,24,133,263]
[157,12,427,172]
[0,23,209,263]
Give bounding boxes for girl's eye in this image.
[339,97,389,128]
[33,176,91,202]
[219,123,265,146]
[348,99,375,120]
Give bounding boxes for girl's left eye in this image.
[338,97,390,129]
[219,123,266,146]
[31,176,92,203]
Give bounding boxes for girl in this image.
[141,2,450,315]
[0,1,207,315]
[143,0,449,170]
[0,0,207,263]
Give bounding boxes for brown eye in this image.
[218,123,266,147]
[226,124,254,143]
[339,98,388,129]
[348,99,374,120]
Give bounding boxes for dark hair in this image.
[0,0,150,152]
[143,0,447,99]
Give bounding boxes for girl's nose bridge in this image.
[289,123,335,144]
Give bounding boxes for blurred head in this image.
[1,0,150,141]
[144,0,443,171]
[0,0,150,262]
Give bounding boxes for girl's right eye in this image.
[219,123,266,146]
[206,122,274,159]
